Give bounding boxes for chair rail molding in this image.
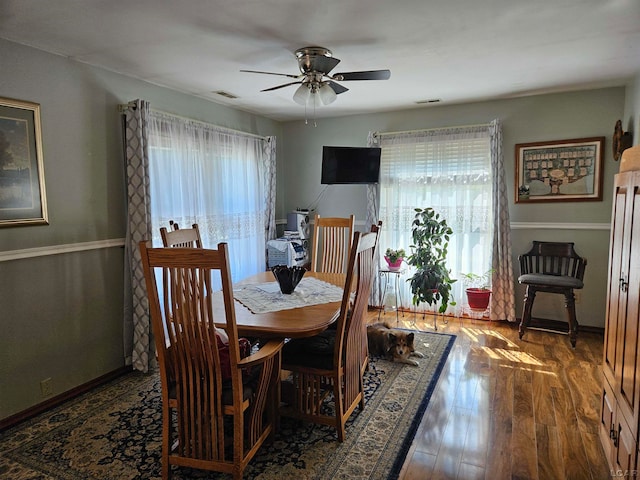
[0,238,125,262]
[3,222,606,262]
[510,222,610,230]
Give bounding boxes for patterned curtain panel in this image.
[489,120,516,321]
[367,131,381,306]
[264,136,277,245]
[122,100,153,372]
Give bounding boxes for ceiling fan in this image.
[240,46,391,107]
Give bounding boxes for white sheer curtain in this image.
[123,102,277,372]
[146,111,272,286]
[372,125,495,316]
[122,102,276,372]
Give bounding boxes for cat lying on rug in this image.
[366,322,425,366]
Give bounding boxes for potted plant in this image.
[461,269,495,312]
[406,208,456,314]
[384,247,406,270]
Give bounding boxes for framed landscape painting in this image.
[0,97,48,226]
[515,137,605,203]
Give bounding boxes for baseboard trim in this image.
[0,366,133,432]
[520,316,605,335]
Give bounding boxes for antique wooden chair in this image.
[160,220,203,248]
[280,230,378,441]
[139,242,283,479]
[518,241,587,347]
[310,214,355,273]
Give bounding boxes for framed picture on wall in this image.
[0,97,48,227]
[515,137,605,204]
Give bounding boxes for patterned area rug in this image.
[0,331,455,480]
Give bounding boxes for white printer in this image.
[267,237,307,268]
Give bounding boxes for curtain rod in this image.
[375,122,492,137]
[117,103,269,141]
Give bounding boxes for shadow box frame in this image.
[0,96,48,227]
[515,136,605,204]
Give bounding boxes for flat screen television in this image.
[321,146,381,184]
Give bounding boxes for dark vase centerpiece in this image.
[271,265,306,294]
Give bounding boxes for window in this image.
[147,111,269,284]
[376,126,493,312]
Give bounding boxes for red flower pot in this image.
[384,256,403,270]
[466,288,491,312]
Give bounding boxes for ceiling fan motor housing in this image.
[295,46,336,75]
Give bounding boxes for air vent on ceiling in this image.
[214,90,238,99]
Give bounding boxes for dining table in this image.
[214,270,346,338]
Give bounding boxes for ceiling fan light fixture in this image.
[293,83,310,105]
[318,83,337,105]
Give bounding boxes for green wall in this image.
[280,88,627,329]
[0,39,281,421]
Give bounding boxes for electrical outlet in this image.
[40,378,53,397]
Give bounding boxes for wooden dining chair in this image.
[158,221,205,394]
[310,213,355,274]
[361,220,383,375]
[280,230,378,442]
[139,241,284,480]
[160,220,203,248]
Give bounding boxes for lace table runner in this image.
[233,276,344,314]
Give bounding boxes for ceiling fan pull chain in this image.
[313,102,317,127]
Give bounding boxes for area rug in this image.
[0,331,455,480]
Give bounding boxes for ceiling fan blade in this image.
[301,55,341,74]
[328,81,349,95]
[261,81,302,92]
[333,70,391,81]
[240,69,301,79]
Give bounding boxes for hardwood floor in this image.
[368,311,610,480]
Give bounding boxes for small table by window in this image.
[378,267,406,324]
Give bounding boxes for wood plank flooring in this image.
[367,311,610,480]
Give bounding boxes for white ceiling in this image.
[1,0,639,121]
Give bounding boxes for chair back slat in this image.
[361,220,382,372]
[334,230,378,410]
[311,214,355,273]
[160,221,203,248]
